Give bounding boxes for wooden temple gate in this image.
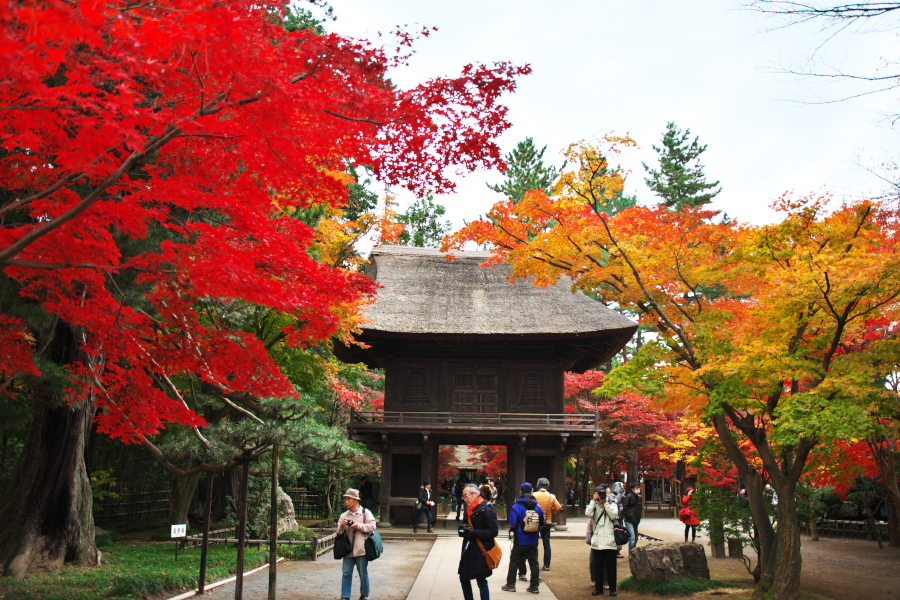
[334,246,637,527]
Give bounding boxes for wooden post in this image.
[379,435,392,526]
[198,473,214,594]
[235,454,251,600]
[553,447,567,528]
[269,444,280,600]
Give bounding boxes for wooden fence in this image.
[181,527,338,560]
[95,490,169,525]
[804,518,889,540]
[285,488,328,519]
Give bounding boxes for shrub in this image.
[618,576,738,595]
[278,526,317,560]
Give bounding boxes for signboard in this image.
[171,524,187,538]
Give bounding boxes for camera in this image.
[345,519,355,526]
[597,491,606,500]
[458,523,472,537]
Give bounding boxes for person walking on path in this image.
[336,488,377,600]
[502,482,545,594]
[458,482,500,600]
[679,487,701,543]
[622,482,642,552]
[528,477,562,572]
[587,485,619,597]
[414,480,436,533]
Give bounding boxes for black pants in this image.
[519,524,552,573]
[591,548,617,593]
[507,543,539,587]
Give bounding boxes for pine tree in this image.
[487,137,558,202]
[643,122,721,209]
[398,196,452,247]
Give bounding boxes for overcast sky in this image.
[322,0,898,229]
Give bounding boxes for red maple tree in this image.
[0,0,528,576]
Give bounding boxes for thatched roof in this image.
[362,245,635,336]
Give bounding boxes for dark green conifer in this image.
[487,137,558,202]
[643,122,721,209]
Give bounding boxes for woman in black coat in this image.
[458,482,499,600]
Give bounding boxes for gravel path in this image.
[174,539,433,600]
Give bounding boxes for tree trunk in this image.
[770,483,802,600]
[0,399,98,578]
[869,436,900,547]
[170,471,202,525]
[324,465,336,526]
[709,415,776,596]
[808,517,819,541]
[1,432,8,480]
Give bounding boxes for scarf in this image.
[467,495,484,518]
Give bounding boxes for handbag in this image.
[363,510,383,561]
[469,512,502,569]
[595,508,631,546]
[613,525,631,546]
[365,531,383,561]
[333,532,351,559]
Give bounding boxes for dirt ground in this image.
[541,535,900,600]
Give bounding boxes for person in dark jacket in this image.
[458,482,499,600]
[414,480,436,533]
[622,482,642,551]
[455,477,467,520]
[502,482,545,594]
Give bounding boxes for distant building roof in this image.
[362,245,636,336]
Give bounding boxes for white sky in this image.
[322,0,899,229]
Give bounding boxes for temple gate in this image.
[334,246,637,527]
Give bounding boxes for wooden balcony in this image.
[349,410,599,435]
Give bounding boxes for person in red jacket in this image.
[679,488,701,542]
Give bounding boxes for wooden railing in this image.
[351,411,598,429]
[181,529,338,560]
[95,490,169,525]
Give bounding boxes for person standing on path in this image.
[502,482,544,594]
[679,487,701,542]
[455,478,467,520]
[622,482,642,552]
[414,480,435,533]
[359,476,374,512]
[587,485,619,597]
[526,477,562,572]
[458,482,500,600]
[336,488,377,600]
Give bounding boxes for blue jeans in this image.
[341,555,369,598]
[625,521,639,550]
[460,575,490,600]
[414,506,433,529]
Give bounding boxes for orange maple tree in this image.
[445,138,900,599]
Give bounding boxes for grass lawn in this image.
[0,541,268,600]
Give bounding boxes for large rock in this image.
[629,542,710,582]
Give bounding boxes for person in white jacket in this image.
[586,485,619,597]
[336,488,377,600]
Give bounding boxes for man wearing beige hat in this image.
[337,488,377,600]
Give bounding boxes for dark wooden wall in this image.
[384,358,564,413]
